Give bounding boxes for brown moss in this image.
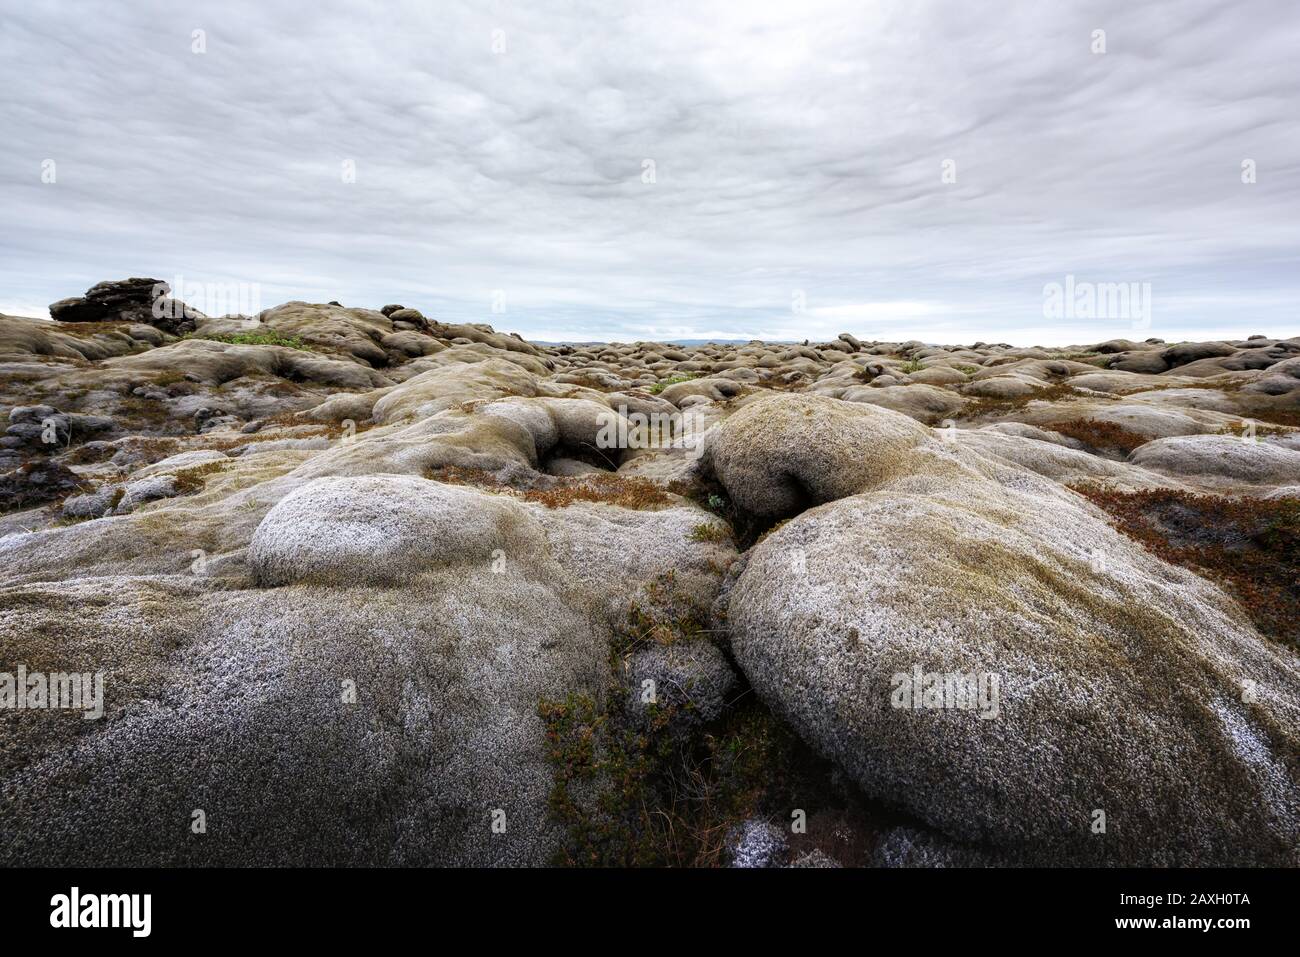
[102,436,184,464]
[688,522,731,543]
[525,474,672,510]
[958,381,1082,419]
[106,395,188,434]
[1240,409,1300,429]
[63,443,115,465]
[1050,418,1149,454]
[427,465,673,510]
[171,461,229,494]
[425,465,510,491]
[1071,484,1300,647]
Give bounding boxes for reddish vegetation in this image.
[1072,484,1300,647]
[1240,410,1300,430]
[525,473,672,509]
[1050,418,1148,454]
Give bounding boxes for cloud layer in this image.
[2,0,1297,344]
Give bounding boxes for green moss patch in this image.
[650,373,698,395]
[181,330,316,351]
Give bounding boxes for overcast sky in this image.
[1,0,1297,345]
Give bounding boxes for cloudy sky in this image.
[1,0,1297,344]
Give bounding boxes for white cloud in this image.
[1,0,1297,345]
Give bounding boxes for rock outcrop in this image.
[50,277,203,335]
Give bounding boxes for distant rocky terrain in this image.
[2,278,1297,867]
